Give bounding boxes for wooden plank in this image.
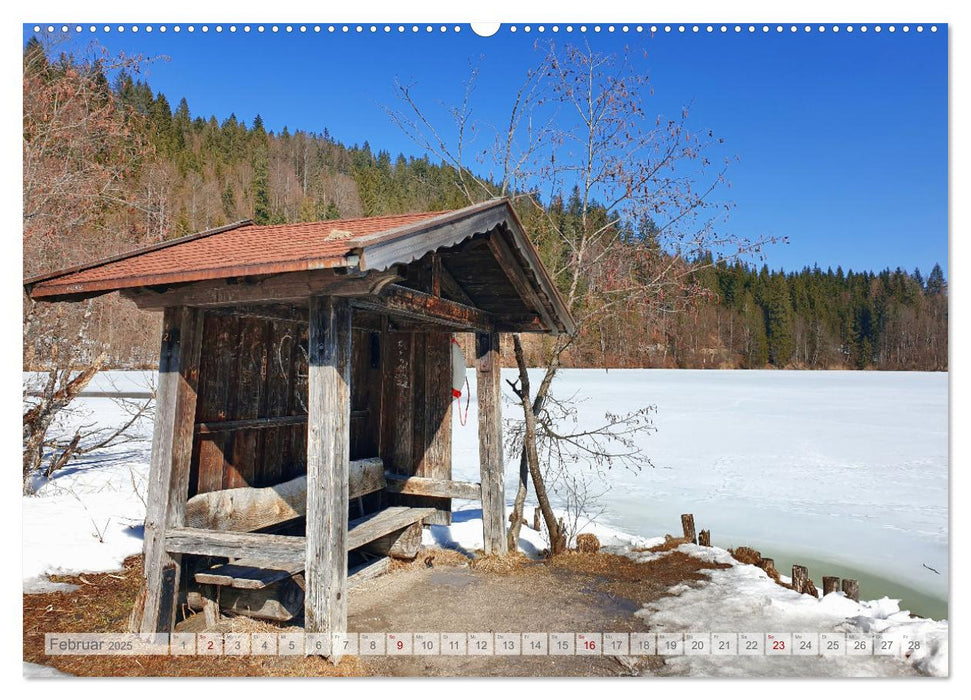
[381,333,414,474]
[439,260,475,306]
[347,557,391,589]
[384,474,481,500]
[305,295,352,659]
[195,559,304,589]
[476,331,508,555]
[170,505,431,563]
[183,458,386,533]
[352,285,494,332]
[193,313,238,495]
[225,317,268,489]
[486,231,557,331]
[288,323,310,481]
[140,306,203,633]
[212,578,304,622]
[261,319,298,486]
[166,527,306,560]
[364,521,422,560]
[196,414,307,434]
[420,332,453,525]
[120,268,401,310]
[347,506,436,550]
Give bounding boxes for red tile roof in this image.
[26,210,449,298]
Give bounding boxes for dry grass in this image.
[575,533,601,553]
[547,550,731,602]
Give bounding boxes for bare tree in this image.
[23,39,155,491]
[389,42,774,553]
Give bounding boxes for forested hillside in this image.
[23,40,947,371]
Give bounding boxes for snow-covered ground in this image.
[22,368,948,677]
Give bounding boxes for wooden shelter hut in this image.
[24,198,574,658]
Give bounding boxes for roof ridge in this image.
[249,209,449,231]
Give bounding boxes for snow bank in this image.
[425,506,947,678]
[23,382,153,585]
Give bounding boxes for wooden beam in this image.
[348,557,391,589]
[139,306,203,633]
[165,527,306,559]
[486,231,557,331]
[183,458,386,532]
[305,295,352,660]
[384,474,482,500]
[476,331,508,555]
[120,269,400,310]
[352,285,493,332]
[195,414,307,435]
[364,521,423,560]
[347,506,436,550]
[438,261,475,306]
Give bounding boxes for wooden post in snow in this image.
[698,529,711,547]
[842,578,860,602]
[476,331,507,555]
[305,296,351,660]
[792,565,810,594]
[822,576,841,595]
[681,514,697,545]
[139,306,203,633]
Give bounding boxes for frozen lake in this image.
[452,369,949,618]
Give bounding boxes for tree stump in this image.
[698,529,711,547]
[681,514,697,545]
[822,576,841,595]
[759,557,781,582]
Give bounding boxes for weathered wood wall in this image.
[188,311,453,509]
[189,314,309,496]
[379,331,453,525]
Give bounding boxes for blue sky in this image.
[25,24,948,275]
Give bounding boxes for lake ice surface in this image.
[451,369,948,610]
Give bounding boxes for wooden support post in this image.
[792,565,809,594]
[842,578,860,602]
[681,514,697,545]
[139,306,203,633]
[698,529,711,547]
[476,331,507,555]
[305,296,351,660]
[822,576,841,596]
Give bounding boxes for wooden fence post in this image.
[681,514,697,545]
[842,578,860,602]
[476,331,507,555]
[822,576,841,595]
[305,296,351,660]
[698,529,711,547]
[792,565,809,594]
[139,306,203,633]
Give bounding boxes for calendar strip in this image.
[45,632,935,658]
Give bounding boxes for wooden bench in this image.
[181,457,471,622]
